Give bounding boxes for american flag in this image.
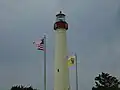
[33,38,44,51]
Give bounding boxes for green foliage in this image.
[92,72,120,90]
[10,85,37,90]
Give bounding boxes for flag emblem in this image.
[68,56,76,67]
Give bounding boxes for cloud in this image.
[0,0,120,90]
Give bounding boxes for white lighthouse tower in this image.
[54,11,69,90]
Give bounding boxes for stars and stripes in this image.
[33,38,44,51]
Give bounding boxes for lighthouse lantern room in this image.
[54,11,68,30]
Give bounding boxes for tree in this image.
[10,85,37,90]
[92,72,120,90]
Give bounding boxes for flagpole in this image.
[75,53,78,90]
[44,34,46,90]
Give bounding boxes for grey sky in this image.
[0,0,120,90]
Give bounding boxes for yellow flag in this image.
[68,55,76,67]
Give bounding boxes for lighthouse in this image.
[54,11,69,90]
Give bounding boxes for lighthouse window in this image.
[57,69,59,72]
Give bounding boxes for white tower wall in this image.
[54,29,69,90]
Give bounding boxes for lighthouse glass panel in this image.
[56,15,65,21]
